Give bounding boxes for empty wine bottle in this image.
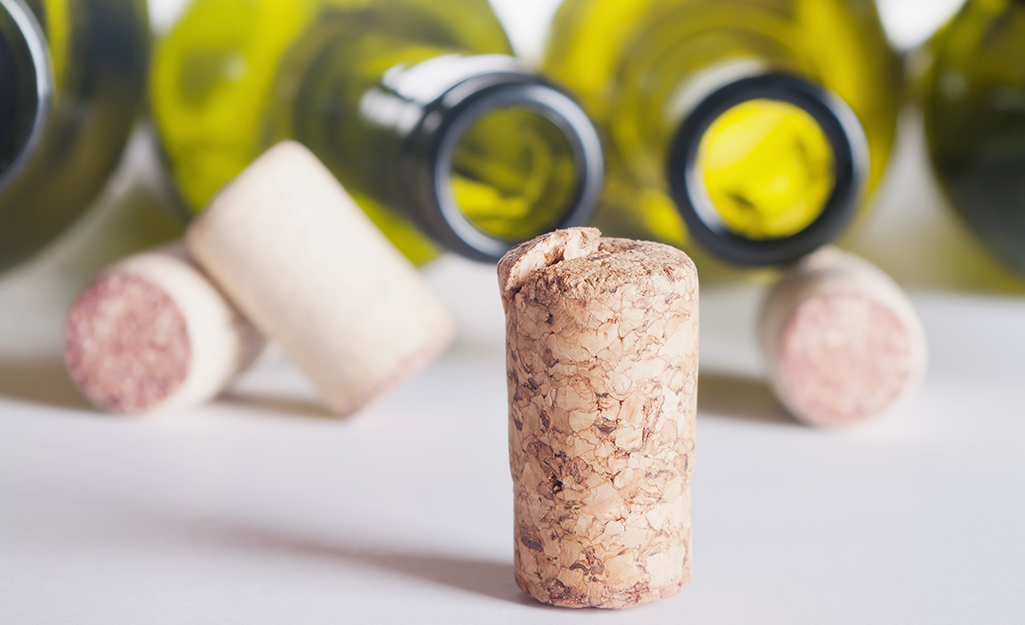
[543,0,901,266]
[151,0,603,264]
[924,0,1025,277]
[0,0,149,273]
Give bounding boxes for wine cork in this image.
[64,244,265,414]
[186,141,454,417]
[499,228,699,609]
[759,247,927,427]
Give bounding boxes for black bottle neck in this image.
[397,57,604,261]
[667,71,868,267]
[0,0,50,193]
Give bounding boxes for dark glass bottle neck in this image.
[397,58,603,261]
[294,49,602,263]
[0,0,50,194]
[667,71,868,267]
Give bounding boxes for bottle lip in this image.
[0,0,51,195]
[667,72,869,267]
[401,71,604,263]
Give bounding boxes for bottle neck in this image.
[295,48,602,262]
[666,67,868,266]
[397,56,603,261]
[0,0,50,194]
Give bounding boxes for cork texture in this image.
[500,228,699,609]
[66,272,191,414]
[777,292,914,425]
[64,244,266,415]
[760,247,927,427]
[186,141,454,417]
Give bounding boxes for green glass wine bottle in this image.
[543,0,901,266]
[924,0,1025,277]
[151,0,603,264]
[0,0,149,273]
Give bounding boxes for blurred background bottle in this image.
[151,0,603,264]
[0,0,150,274]
[543,0,902,269]
[923,0,1025,277]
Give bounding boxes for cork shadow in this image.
[186,520,521,604]
[697,370,796,426]
[0,356,92,411]
[218,391,335,419]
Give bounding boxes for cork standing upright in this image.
[498,228,699,609]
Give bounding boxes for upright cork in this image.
[760,247,928,427]
[65,244,265,414]
[499,228,699,609]
[186,141,454,417]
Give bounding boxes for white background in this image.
[3,1,1024,623]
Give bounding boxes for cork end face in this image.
[776,291,918,426]
[65,273,192,414]
[498,227,601,302]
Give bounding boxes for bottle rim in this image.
[402,72,604,263]
[0,0,52,195]
[667,72,869,267]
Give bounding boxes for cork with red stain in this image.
[64,244,265,415]
[65,272,191,414]
[499,228,699,609]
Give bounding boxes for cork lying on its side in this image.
[500,228,699,609]
[186,141,454,417]
[65,244,265,415]
[760,247,927,427]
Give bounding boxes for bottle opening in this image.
[668,72,867,266]
[695,99,835,240]
[448,106,578,242]
[413,74,603,262]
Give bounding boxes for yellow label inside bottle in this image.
[696,99,835,240]
[450,107,577,241]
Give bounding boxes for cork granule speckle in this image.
[500,228,699,609]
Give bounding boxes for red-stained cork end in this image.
[65,273,191,414]
[776,292,915,427]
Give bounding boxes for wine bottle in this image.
[0,0,149,273]
[543,0,901,266]
[151,0,603,264]
[924,0,1025,277]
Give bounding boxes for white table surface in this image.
[3,1,1025,623]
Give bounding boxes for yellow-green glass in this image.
[924,0,1025,277]
[450,107,578,241]
[696,99,835,240]
[543,0,900,254]
[152,0,579,264]
[0,0,149,273]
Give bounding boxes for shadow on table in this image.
[218,392,336,420]
[698,370,796,426]
[0,356,92,410]
[192,521,522,604]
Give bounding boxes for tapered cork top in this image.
[499,227,698,311]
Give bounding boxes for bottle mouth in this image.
[0,0,51,194]
[667,72,867,266]
[403,72,603,262]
